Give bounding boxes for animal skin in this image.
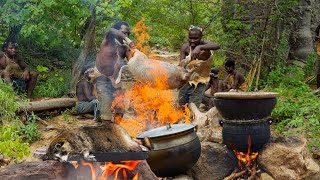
[115,49,199,89]
[45,122,141,161]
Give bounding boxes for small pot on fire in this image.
[137,123,201,177]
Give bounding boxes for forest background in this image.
[0,0,319,162]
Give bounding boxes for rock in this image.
[187,142,236,180]
[172,174,193,180]
[258,136,320,180]
[135,160,158,180]
[260,172,275,180]
[45,125,56,131]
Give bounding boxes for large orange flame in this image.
[233,136,259,169]
[112,18,190,137]
[73,160,142,180]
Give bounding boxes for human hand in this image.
[191,46,201,60]
[128,41,136,49]
[22,70,30,80]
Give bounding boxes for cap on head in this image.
[189,25,203,33]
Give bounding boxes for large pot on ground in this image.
[137,124,201,177]
[214,92,278,153]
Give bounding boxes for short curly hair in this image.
[225,59,235,68]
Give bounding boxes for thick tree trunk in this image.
[70,4,97,93]
[288,0,314,65]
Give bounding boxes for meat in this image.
[116,49,197,89]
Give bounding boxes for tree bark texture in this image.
[20,98,76,112]
[70,4,97,92]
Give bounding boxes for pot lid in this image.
[136,124,196,139]
[214,92,278,99]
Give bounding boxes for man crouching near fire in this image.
[94,21,135,123]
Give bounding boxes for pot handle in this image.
[143,137,154,150]
[219,119,224,127]
[194,124,198,132]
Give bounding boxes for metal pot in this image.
[214,92,278,153]
[137,124,201,177]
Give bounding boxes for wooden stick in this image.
[224,169,246,180]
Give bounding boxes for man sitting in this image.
[75,67,99,120]
[0,39,38,98]
[202,68,227,110]
[224,59,246,92]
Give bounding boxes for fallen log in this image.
[19,98,76,112]
[0,161,76,180]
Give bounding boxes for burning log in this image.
[19,98,76,112]
[0,161,76,180]
[224,169,246,180]
[115,49,203,89]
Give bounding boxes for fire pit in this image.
[137,123,201,177]
[215,92,278,179]
[214,92,278,152]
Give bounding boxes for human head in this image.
[106,21,130,43]
[188,25,203,48]
[82,64,95,80]
[225,59,235,73]
[210,68,219,78]
[113,21,130,36]
[2,39,18,57]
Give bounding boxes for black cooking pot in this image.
[137,124,201,177]
[214,92,277,120]
[221,120,271,152]
[214,92,278,153]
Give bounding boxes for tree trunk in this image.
[19,98,76,112]
[70,4,97,93]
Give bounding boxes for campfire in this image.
[112,18,191,137]
[225,136,261,180]
[73,160,142,180]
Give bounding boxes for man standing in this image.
[0,39,38,98]
[94,21,135,122]
[178,25,220,108]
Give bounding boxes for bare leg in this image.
[27,71,38,98]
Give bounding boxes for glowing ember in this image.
[112,18,190,137]
[73,160,142,180]
[233,136,258,168]
[226,135,261,180]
